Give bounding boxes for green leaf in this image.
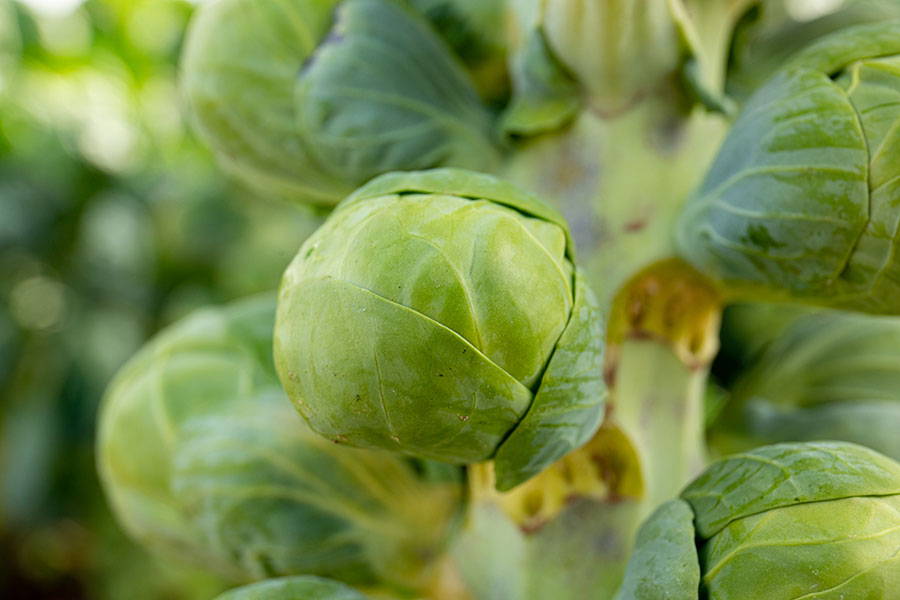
[344,168,574,256]
[295,0,502,184]
[493,270,606,491]
[716,307,900,461]
[215,576,368,600]
[181,0,348,206]
[275,169,607,476]
[275,276,533,463]
[181,0,501,207]
[500,29,581,137]
[541,0,681,115]
[789,20,900,74]
[739,401,900,462]
[408,0,510,102]
[677,22,900,312]
[701,495,900,599]
[613,499,700,600]
[681,441,900,538]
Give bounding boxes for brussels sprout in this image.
[97,296,463,590]
[713,306,900,460]
[677,22,900,312]
[181,0,501,207]
[215,576,367,600]
[274,168,606,490]
[615,441,900,599]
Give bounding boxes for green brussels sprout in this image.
[615,441,900,599]
[274,168,606,490]
[215,576,367,600]
[97,296,463,590]
[181,0,501,207]
[712,306,900,461]
[677,22,900,313]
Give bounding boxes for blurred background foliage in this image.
[0,0,321,597]
[2,0,898,598]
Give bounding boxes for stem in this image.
[611,340,707,508]
[606,259,722,511]
[682,0,760,92]
[504,100,728,312]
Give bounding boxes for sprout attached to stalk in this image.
[97,296,463,592]
[274,169,607,490]
[678,22,900,313]
[181,0,501,207]
[616,441,900,599]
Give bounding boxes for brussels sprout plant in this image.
[616,441,900,599]
[96,1,900,598]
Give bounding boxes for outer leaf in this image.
[296,0,502,184]
[493,269,606,490]
[681,441,900,538]
[343,168,574,255]
[500,29,581,137]
[738,401,900,462]
[542,0,681,115]
[677,65,870,297]
[98,296,282,579]
[275,169,606,472]
[829,56,900,306]
[789,19,900,73]
[275,277,533,463]
[726,0,900,100]
[702,495,900,600]
[408,0,510,102]
[215,576,367,600]
[613,499,700,600]
[275,169,604,478]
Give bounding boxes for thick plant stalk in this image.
[451,456,643,599]
[605,259,721,511]
[505,107,724,311]
[502,0,757,309]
